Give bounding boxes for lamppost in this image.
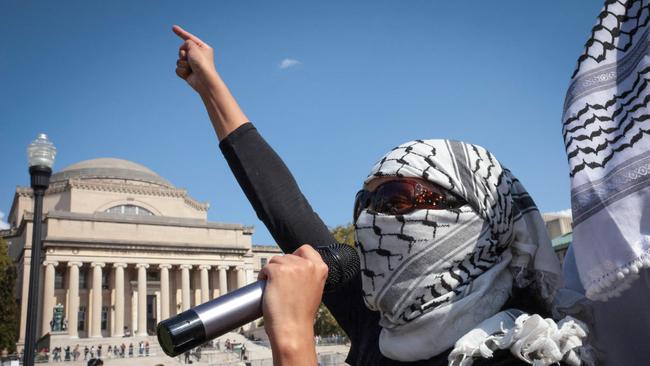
[23,134,56,366]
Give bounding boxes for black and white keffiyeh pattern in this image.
[354,140,565,362]
[564,0,650,301]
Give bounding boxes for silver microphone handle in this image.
[195,280,266,336]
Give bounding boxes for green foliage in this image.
[313,304,345,338]
[312,224,357,338]
[0,238,18,353]
[330,223,355,246]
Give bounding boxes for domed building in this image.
[1,158,262,350]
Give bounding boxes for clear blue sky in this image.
[0,1,602,244]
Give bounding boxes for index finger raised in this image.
[172,25,206,46]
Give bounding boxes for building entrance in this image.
[146,295,157,335]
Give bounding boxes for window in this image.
[54,268,65,289]
[260,258,268,268]
[105,205,154,216]
[79,269,88,289]
[78,306,86,331]
[146,271,159,282]
[101,307,108,331]
[102,271,109,290]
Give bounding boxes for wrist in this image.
[270,326,316,366]
[196,71,224,97]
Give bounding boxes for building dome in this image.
[51,158,174,188]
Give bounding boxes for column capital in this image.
[199,265,212,270]
[67,261,83,268]
[135,263,150,269]
[43,260,59,267]
[179,264,193,270]
[90,262,105,268]
[217,265,229,271]
[158,264,173,270]
[113,262,128,269]
[235,266,245,271]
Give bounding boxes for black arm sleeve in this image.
[218,123,377,356]
[219,123,336,251]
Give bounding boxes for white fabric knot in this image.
[449,311,592,366]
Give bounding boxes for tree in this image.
[330,223,355,246]
[312,223,356,339]
[0,237,18,353]
[313,304,345,338]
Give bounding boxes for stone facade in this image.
[0,158,273,350]
[542,212,574,262]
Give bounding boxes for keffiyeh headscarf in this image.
[563,0,650,301]
[354,140,570,362]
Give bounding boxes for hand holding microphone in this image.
[259,245,329,365]
[157,243,359,357]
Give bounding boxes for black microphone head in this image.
[157,310,206,357]
[316,243,360,292]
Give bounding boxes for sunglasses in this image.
[353,178,467,222]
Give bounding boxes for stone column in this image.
[67,262,82,338]
[180,265,192,311]
[211,269,220,299]
[218,265,228,295]
[136,263,149,336]
[90,262,105,338]
[236,266,246,289]
[112,263,127,337]
[159,264,172,321]
[41,261,58,336]
[245,267,254,285]
[199,265,211,304]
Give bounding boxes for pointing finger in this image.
[172,25,205,46]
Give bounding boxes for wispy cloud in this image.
[279,58,301,70]
[0,210,9,230]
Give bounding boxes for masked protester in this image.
[172,26,594,366]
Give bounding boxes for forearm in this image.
[270,327,318,366]
[198,73,249,141]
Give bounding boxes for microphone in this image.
[156,243,359,357]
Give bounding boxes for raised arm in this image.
[172,27,371,362]
[172,25,335,252]
[172,25,248,140]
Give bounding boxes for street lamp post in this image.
[23,134,56,366]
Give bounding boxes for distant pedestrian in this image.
[128,343,133,357]
[145,341,150,356]
[83,346,89,361]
